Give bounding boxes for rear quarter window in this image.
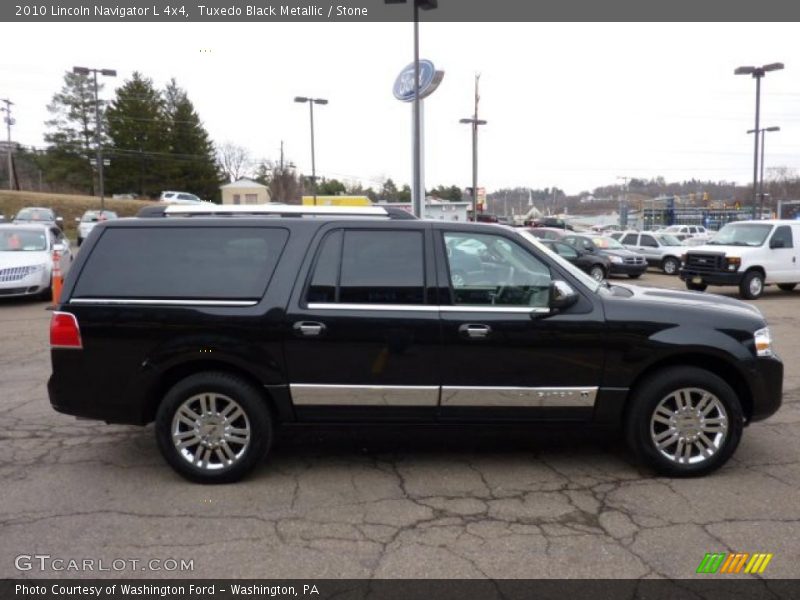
[73,227,289,300]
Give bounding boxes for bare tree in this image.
[217,142,251,182]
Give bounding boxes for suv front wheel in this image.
[625,367,743,476]
[155,372,273,484]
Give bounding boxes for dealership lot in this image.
[0,272,798,579]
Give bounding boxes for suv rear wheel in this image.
[625,367,743,476]
[155,372,273,484]
[662,257,680,275]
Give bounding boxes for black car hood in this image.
[610,284,762,319]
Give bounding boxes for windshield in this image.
[0,228,48,251]
[708,223,773,247]
[81,211,118,222]
[15,208,54,221]
[590,236,625,250]
[655,234,683,246]
[516,229,601,292]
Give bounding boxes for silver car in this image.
[0,224,72,299]
[76,210,118,246]
[617,230,685,275]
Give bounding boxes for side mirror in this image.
[548,280,579,311]
[770,238,786,249]
[74,217,80,223]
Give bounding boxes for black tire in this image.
[625,366,743,477]
[777,283,797,292]
[628,273,642,279]
[686,281,707,292]
[38,284,52,301]
[662,257,680,276]
[739,270,764,300]
[155,371,273,484]
[588,264,606,282]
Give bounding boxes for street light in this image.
[73,66,116,212]
[747,125,780,219]
[734,62,784,219]
[385,0,439,217]
[294,96,328,205]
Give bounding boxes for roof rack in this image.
[136,203,417,220]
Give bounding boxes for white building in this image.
[220,179,270,205]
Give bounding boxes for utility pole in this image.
[460,74,487,221]
[1,98,15,190]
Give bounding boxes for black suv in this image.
[48,205,783,483]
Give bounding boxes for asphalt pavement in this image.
[0,272,798,579]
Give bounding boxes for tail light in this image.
[50,311,82,349]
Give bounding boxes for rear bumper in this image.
[679,269,743,286]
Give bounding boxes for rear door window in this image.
[306,229,426,305]
[73,227,289,300]
[621,233,638,245]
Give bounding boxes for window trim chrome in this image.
[69,298,258,307]
[290,384,439,407]
[441,386,598,408]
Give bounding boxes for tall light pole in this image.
[73,66,116,212]
[747,126,780,219]
[735,63,784,219]
[0,98,14,190]
[385,0,439,217]
[294,96,327,205]
[617,176,630,228]
[460,74,486,222]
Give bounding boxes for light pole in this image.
[73,66,116,212]
[735,63,784,219]
[617,176,630,228]
[385,0,439,217]
[294,96,327,205]
[747,126,780,219]
[0,98,14,190]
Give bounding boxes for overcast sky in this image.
[1,22,798,194]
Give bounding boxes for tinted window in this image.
[74,227,288,299]
[337,230,424,304]
[553,242,578,258]
[640,234,658,247]
[307,230,342,303]
[621,233,638,245]
[771,225,793,249]
[444,232,551,307]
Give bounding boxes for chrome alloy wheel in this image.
[649,387,728,465]
[749,275,764,297]
[171,393,251,471]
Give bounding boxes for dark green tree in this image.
[380,178,399,202]
[105,72,170,197]
[163,79,221,200]
[42,70,104,194]
[317,178,346,196]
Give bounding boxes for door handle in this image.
[293,321,326,337]
[459,324,491,339]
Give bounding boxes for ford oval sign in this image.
[393,60,444,102]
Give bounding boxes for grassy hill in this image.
[0,191,153,240]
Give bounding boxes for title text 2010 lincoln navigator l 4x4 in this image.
[48,205,783,483]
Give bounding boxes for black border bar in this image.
[2,0,800,22]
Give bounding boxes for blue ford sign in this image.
[393,60,444,102]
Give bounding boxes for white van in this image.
[679,219,800,299]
